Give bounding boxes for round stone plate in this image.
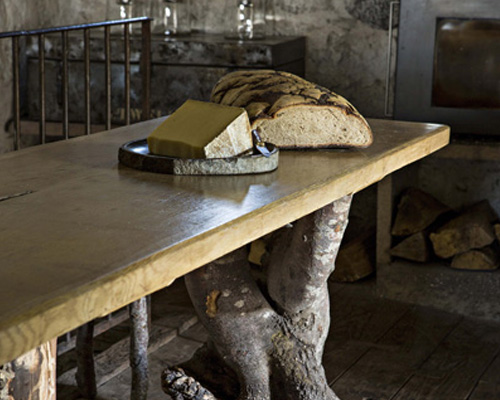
[118,139,279,176]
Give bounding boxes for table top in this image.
[0,118,449,364]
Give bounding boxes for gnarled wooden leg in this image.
[184,247,276,400]
[163,196,352,400]
[265,195,352,400]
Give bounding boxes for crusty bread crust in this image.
[210,70,373,149]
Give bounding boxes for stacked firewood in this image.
[331,217,375,282]
[390,188,500,270]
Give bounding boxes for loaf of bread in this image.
[210,70,373,149]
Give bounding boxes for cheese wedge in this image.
[147,100,253,159]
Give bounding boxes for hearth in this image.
[394,0,500,137]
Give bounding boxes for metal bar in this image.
[376,175,393,267]
[62,31,69,139]
[384,1,399,118]
[0,17,151,38]
[39,34,46,145]
[84,28,91,135]
[130,297,149,400]
[140,20,151,122]
[105,26,112,131]
[12,36,21,150]
[75,321,97,399]
[124,23,131,125]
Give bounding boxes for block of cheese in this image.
[147,100,253,159]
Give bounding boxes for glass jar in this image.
[151,0,191,36]
[225,0,267,40]
[190,0,208,33]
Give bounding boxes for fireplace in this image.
[394,0,500,137]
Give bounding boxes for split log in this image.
[0,340,57,400]
[390,231,430,263]
[164,196,352,400]
[391,188,450,236]
[494,224,500,243]
[332,229,375,282]
[429,203,496,259]
[162,367,218,400]
[451,246,500,271]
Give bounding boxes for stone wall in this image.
[194,0,393,117]
[0,0,393,153]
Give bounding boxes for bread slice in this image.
[210,70,373,149]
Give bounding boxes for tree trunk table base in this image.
[162,196,352,400]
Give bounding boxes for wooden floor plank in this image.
[179,322,209,343]
[475,348,500,383]
[469,351,500,400]
[469,381,500,400]
[328,282,408,342]
[331,306,461,400]
[392,318,500,400]
[324,284,409,383]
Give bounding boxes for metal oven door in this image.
[394,0,500,136]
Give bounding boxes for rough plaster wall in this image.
[194,0,392,117]
[418,158,500,216]
[37,0,108,27]
[274,0,390,118]
[0,0,392,153]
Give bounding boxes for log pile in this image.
[390,188,500,271]
[331,221,375,282]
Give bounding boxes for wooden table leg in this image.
[0,339,57,400]
[130,297,149,400]
[76,320,97,399]
[376,175,393,267]
[162,195,352,400]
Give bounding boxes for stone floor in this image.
[58,278,500,400]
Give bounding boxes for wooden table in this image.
[0,118,449,396]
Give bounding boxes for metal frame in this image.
[0,17,152,150]
[384,1,399,118]
[394,0,500,136]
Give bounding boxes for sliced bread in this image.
[210,70,373,149]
